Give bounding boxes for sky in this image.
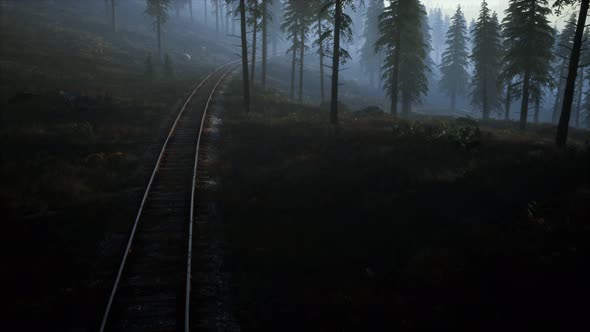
[420,0,580,29]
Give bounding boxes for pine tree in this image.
[439,6,469,113]
[421,6,435,98]
[327,0,355,124]
[239,0,250,112]
[212,0,221,33]
[574,28,590,127]
[377,0,429,116]
[500,0,554,130]
[555,0,590,146]
[430,8,445,65]
[468,18,476,54]
[269,0,282,56]
[312,0,332,103]
[470,2,502,119]
[260,0,272,88]
[360,0,384,89]
[248,0,261,85]
[146,0,172,60]
[552,14,577,124]
[281,1,312,101]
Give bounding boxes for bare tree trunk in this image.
[226,3,230,33]
[553,75,564,123]
[250,0,258,84]
[232,8,236,35]
[330,0,342,124]
[290,31,297,100]
[534,96,540,123]
[482,70,489,120]
[204,0,208,25]
[298,23,305,103]
[318,16,325,103]
[520,69,531,130]
[239,0,250,112]
[219,2,225,32]
[261,0,268,88]
[504,82,512,120]
[557,0,589,146]
[189,0,193,22]
[575,68,584,127]
[216,0,219,33]
[157,13,162,60]
[390,27,401,116]
[111,0,116,32]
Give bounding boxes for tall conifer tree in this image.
[470,1,502,119]
[500,0,554,130]
[439,6,469,113]
[377,0,429,116]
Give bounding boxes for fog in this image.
[3,1,589,331]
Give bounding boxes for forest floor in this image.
[1,2,232,330]
[215,80,590,331]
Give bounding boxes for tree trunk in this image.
[250,0,258,84]
[205,0,208,25]
[318,16,325,103]
[298,23,305,103]
[390,26,401,116]
[575,68,584,127]
[261,0,268,88]
[290,31,297,100]
[219,3,224,31]
[111,0,116,32]
[232,7,236,35]
[450,91,456,113]
[553,75,564,123]
[330,0,342,124]
[519,69,531,130]
[482,71,489,120]
[239,0,250,113]
[157,13,162,60]
[189,0,193,22]
[226,3,230,33]
[557,0,589,146]
[505,82,511,120]
[534,96,540,123]
[216,0,219,33]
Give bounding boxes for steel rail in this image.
[184,63,239,332]
[99,59,240,332]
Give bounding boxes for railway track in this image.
[99,60,239,332]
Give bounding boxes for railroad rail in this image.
[99,60,239,332]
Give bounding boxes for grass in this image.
[215,81,590,331]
